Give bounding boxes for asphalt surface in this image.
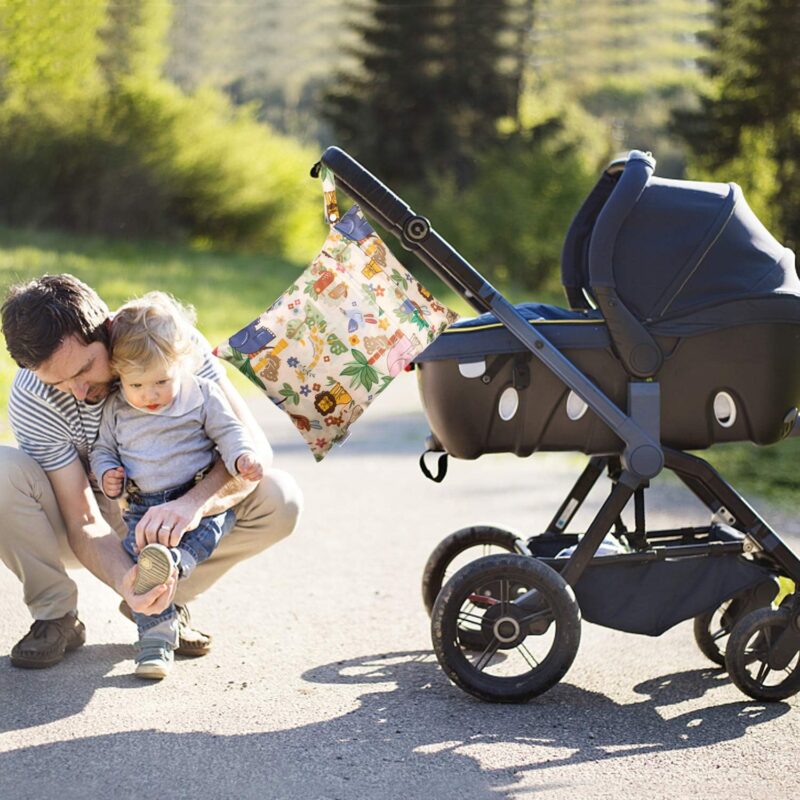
[2,375,800,799]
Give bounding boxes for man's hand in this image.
[236,451,264,482]
[134,495,204,551]
[119,562,176,615]
[101,466,125,498]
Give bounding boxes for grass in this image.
[1,225,796,507]
[0,226,306,435]
[699,438,800,510]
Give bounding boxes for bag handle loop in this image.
[311,161,340,224]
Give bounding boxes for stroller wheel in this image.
[725,606,800,702]
[695,580,783,667]
[422,525,521,615]
[693,598,739,666]
[431,553,581,703]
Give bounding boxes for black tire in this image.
[693,598,740,666]
[422,525,520,615]
[431,553,581,703]
[725,606,800,702]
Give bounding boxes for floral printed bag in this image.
[214,166,458,460]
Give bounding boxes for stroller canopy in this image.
[562,174,800,336]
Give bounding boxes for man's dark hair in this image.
[2,274,110,369]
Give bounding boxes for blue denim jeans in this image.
[122,479,236,644]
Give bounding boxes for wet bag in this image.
[215,166,458,460]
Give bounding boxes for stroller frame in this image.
[319,146,800,703]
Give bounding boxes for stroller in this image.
[319,146,800,703]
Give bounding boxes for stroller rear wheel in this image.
[431,553,581,703]
[694,580,783,667]
[725,606,800,701]
[422,525,521,614]
[693,599,739,666]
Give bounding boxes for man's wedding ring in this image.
[159,524,172,531]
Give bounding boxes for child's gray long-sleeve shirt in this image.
[90,375,255,495]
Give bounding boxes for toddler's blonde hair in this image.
[110,291,202,377]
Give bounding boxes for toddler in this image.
[90,291,263,679]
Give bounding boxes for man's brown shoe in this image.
[10,613,86,669]
[118,600,212,657]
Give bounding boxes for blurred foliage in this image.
[320,0,614,292]
[165,0,353,145]
[703,437,800,509]
[533,0,712,176]
[673,0,800,249]
[0,0,321,261]
[414,90,611,292]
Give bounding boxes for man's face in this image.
[34,335,114,403]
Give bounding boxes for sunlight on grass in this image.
[0,226,309,439]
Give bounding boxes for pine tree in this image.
[674,0,800,245]
[323,0,535,186]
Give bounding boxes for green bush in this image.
[0,80,323,263]
[413,98,611,293]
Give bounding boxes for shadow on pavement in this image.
[0,650,788,799]
[302,652,789,761]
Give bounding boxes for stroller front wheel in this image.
[725,606,800,701]
[430,553,581,703]
[421,525,521,615]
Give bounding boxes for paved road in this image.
[1,376,799,799]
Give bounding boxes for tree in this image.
[532,0,712,174]
[323,0,536,186]
[0,0,105,115]
[674,0,800,246]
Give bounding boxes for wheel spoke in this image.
[500,578,512,608]
[755,659,771,685]
[743,644,768,666]
[710,626,729,642]
[517,609,554,628]
[515,641,540,669]
[457,609,485,627]
[474,637,501,672]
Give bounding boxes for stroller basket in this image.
[529,525,773,636]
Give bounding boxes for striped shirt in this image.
[9,335,224,473]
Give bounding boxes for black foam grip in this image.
[321,146,411,232]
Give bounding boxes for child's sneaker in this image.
[134,543,175,594]
[135,638,174,680]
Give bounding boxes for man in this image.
[0,274,302,669]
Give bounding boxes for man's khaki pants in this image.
[0,446,302,620]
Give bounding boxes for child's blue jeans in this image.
[122,478,236,645]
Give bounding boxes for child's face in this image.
[119,361,181,412]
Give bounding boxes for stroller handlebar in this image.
[321,146,495,315]
[321,146,412,237]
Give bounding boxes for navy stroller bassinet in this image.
[415,166,800,459]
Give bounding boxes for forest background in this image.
[0,0,798,501]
